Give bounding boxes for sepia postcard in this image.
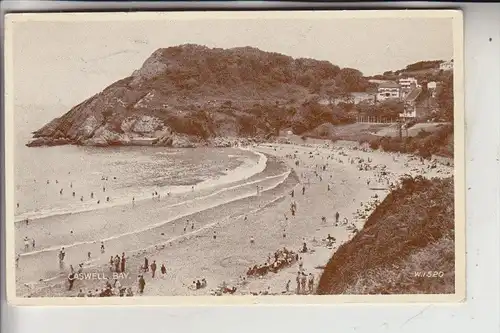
[3,10,465,306]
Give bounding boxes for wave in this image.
[19,168,291,258]
[14,148,268,223]
[21,193,289,294]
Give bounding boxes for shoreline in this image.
[16,140,453,298]
[15,152,295,296]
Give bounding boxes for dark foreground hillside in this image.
[317,176,455,295]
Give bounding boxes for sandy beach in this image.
[16,139,452,298]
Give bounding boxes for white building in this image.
[440,60,453,71]
[398,77,419,90]
[376,82,401,102]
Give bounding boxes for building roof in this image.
[405,87,422,102]
[378,82,400,89]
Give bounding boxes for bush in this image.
[317,177,455,295]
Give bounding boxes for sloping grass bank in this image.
[316,176,455,295]
[364,124,454,159]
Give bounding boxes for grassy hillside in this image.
[317,176,455,295]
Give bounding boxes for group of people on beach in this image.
[19,137,455,298]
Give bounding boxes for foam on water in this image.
[14,148,267,223]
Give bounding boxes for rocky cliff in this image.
[28,44,370,148]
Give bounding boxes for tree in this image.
[335,68,365,92]
[436,73,454,121]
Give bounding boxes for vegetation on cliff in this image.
[28,44,372,147]
[317,176,455,295]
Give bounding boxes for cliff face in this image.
[28,44,369,148]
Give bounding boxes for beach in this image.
[15,139,453,298]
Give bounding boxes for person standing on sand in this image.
[60,247,66,261]
[68,272,76,291]
[114,255,120,272]
[16,254,20,268]
[308,273,314,293]
[300,273,307,292]
[286,280,291,293]
[151,260,157,278]
[213,231,217,240]
[23,237,30,252]
[144,258,149,272]
[335,212,340,224]
[302,185,305,195]
[161,264,167,276]
[138,275,146,294]
[250,236,255,245]
[101,242,105,254]
[109,256,114,272]
[296,272,301,294]
[121,253,126,272]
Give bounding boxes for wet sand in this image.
[17,141,452,297]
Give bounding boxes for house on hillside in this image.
[376,82,401,102]
[398,77,419,90]
[319,92,375,106]
[399,83,421,119]
[351,92,376,105]
[439,59,453,71]
[427,81,438,97]
[399,83,432,120]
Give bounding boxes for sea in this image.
[12,105,299,296]
[13,105,264,223]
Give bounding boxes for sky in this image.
[8,12,455,116]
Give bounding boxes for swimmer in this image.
[60,189,63,195]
